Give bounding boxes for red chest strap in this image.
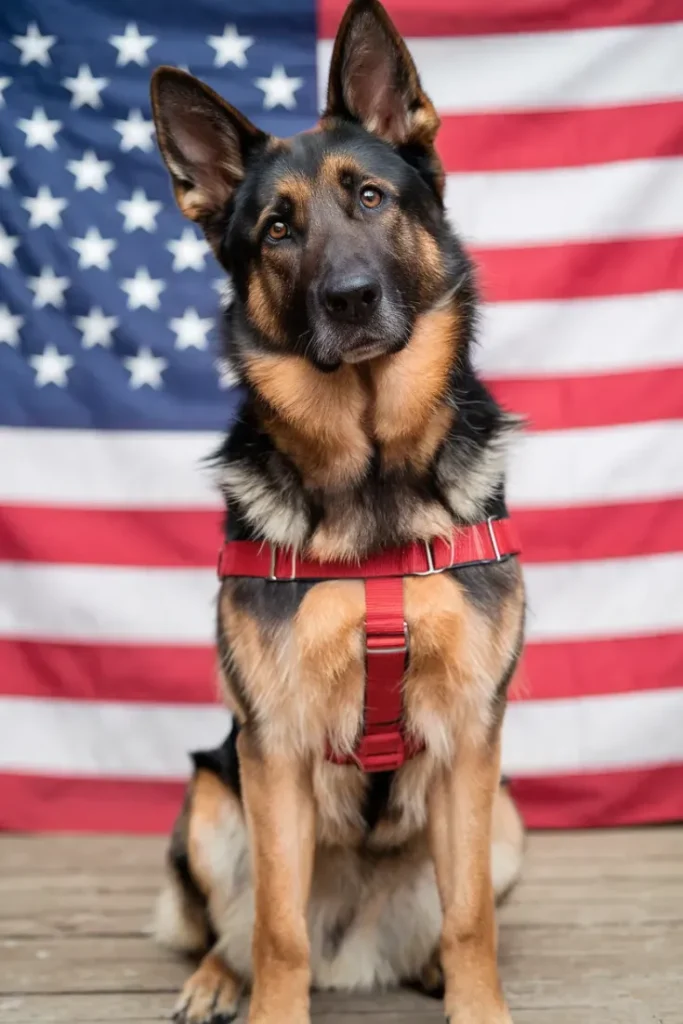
[217,518,520,773]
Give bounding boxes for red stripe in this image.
[515,499,683,563]
[511,762,683,829]
[0,640,217,704]
[3,497,683,571]
[0,773,185,834]
[1,763,681,833]
[439,102,683,173]
[511,632,683,701]
[2,627,683,706]
[319,0,683,39]
[473,236,683,302]
[0,506,221,566]
[489,367,683,431]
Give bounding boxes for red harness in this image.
[218,517,520,773]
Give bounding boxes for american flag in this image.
[1,0,682,833]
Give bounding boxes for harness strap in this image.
[217,517,521,773]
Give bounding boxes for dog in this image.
[149,2,526,1022]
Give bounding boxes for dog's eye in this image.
[267,220,290,242]
[360,186,383,210]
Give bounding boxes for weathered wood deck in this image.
[0,828,681,1023]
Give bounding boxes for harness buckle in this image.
[366,622,409,656]
[268,546,298,581]
[414,540,437,576]
[486,517,502,561]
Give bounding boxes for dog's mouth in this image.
[340,340,392,363]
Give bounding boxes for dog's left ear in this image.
[324,0,443,186]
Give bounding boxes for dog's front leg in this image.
[237,728,315,1024]
[427,731,512,1024]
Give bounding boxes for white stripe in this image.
[1,690,680,778]
[0,697,230,778]
[523,553,683,642]
[445,158,683,247]
[2,552,683,644]
[0,427,221,507]
[502,688,683,776]
[476,292,683,378]
[2,422,682,511]
[508,420,683,508]
[317,23,683,114]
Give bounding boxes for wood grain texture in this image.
[0,829,681,1023]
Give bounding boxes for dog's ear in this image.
[150,67,267,224]
[324,0,442,162]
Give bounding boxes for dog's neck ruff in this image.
[218,517,521,773]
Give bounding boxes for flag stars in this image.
[120,268,165,310]
[0,78,12,107]
[117,189,162,232]
[74,307,118,348]
[109,22,156,66]
[28,268,70,309]
[113,109,155,152]
[167,228,210,271]
[17,107,62,150]
[22,186,68,229]
[67,150,113,192]
[12,23,57,67]
[0,225,19,268]
[70,227,117,270]
[208,24,253,68]
[0,305,24,347]
[169,308,213,350]
[62,65,109,109]
[29,345,74,387]
[255,65,303,110]
[124,347,167,389]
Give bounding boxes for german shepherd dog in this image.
[149,2,526,1022]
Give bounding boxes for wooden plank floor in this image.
[0,828,681,1023]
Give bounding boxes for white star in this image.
[12,23,56,67]
[167,228,210,271]
[29,344,74,387]
[215,356,239,389]
[255,65,303,111]
[70,227,117,270]
[62,65,109,109]
[21,186,68,229]
[113,109,155,152]
[17,107,62,150]
[117,188,162,232]
[67,150,113,193]
[169,308,213,350]
[27,267,70,309]
[109,23,156,66]
[123,346,167,389]
[0,225,19,268]
[120,268,165,310]
[74,307,118,349]
[0,78,12,107]
[208,25,253,68]
[0,304,23,347]
[0,151,16,188]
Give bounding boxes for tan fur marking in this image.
[187,769,234,897]
[244,353,372,488]
[371,304,458,469]
[246,271,287,345]
[174,951,242,1023]
[318,153,364,189]
[238,731,315,1024]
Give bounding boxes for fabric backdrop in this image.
[1,0,682,833]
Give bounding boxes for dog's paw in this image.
[408,954,444,1000]
[172,953,242,1024]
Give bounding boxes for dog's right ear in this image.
[150,67,267,224]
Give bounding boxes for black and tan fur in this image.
[149,3,526,1022]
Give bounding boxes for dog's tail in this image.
[492,781,526,902]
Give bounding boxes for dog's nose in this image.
[322,274,381,324]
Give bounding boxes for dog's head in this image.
[150,0,464,371]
